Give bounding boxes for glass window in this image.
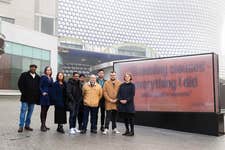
[11,55,22,70]
[41,17,54,35]
[0,54,11,89]
[12,43,22,56]
[41,50,50,61]
[11,55,22,89]
[4,42,13,54]
[0,51,50,90]
[22,45,33,58]
[32,48,42,60]
[22,57,32,72]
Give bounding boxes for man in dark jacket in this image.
[77,73,86,130]
[96,69,106,131]
[17,64,40,133]
[67,72,83,134]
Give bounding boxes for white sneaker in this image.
[74,128,81,133]
[69,128,76,134]
[113,128,120,134]
[102,129,109,135]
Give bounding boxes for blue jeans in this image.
[82,106,98,131]
[19,102,35,127]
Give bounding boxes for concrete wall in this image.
[0,0,35,30]
[38,0,56,18]
[0,0,57,33]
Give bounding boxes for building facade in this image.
[0,0,57,35]
[2,0,225,92]
[57,0,225,78]
[0,0,58,93]
[0,21,58,91]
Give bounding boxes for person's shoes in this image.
[40,125,47,132]
[24,126,33,131]
[69,128,76,135]
[80,129,87,134]
[18,127,23,133]
[122,130,130,136]
[57,127,65,134]
[100,126,104,132]
[91,129,97,134]
[112,128,120,134]
[74,128,81,133]
[45,126,50,130]
[126,132,134,136]
[102,128,109,135]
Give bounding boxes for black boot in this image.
[41,108,48,132]
[122,119,130,136]
[41,106,50,131]
[127,118,134,136]
[40,124,47,132]
[45,125,50,130]
[122,130,130,136]
[126,131,134,136]
[80,129,87,134]
[57,124,65,134]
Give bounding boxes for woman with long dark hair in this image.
[52,72,67,133]
[39,66,53,132]
[117,72,136,136]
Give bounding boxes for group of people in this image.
[17,64,136,136]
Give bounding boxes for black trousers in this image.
[78,101,84,130]
[104,110,118,130]
[98,99,105,127]
[40,105,50,126]
[120,112,135,132]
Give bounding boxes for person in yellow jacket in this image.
[102,71,121,135]
[81,74,102,134]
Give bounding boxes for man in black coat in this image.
[67,72,83,134]
[17,64,40,132]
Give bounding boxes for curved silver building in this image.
[57,0,225,77]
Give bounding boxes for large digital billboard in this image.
[114,53,219,113]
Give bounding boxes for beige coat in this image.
[83,82,102,107]
[103,80,121,110]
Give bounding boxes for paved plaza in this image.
[0,96,225,150]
